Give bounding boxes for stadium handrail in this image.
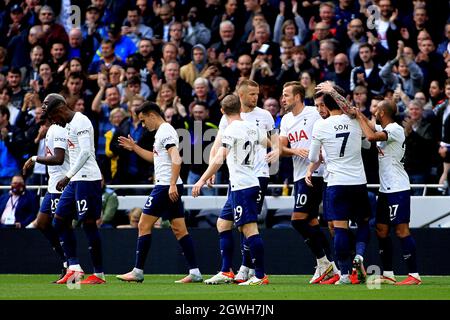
[0,184,445,196]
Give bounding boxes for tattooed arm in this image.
[315,81,356,117]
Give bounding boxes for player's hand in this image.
[315,81,335,94]
[168,184,179,202]
[56,176,70,192]
[266,149,280,163]
[118,135,136,151]
[305,170,313,187]
[23,157,35,175]
[192,180,206,197]
[206,175,215,188]
[293,148,309,158]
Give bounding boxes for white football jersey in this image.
[311,114,366,186]
[66,112,102,181]
[375,123,410,193]
[153,122,183,185]
[280,106,323,181]
[221,120,265,191]
[46,124,70,193]
[219,107,274,177]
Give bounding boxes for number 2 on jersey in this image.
[336,132,350,157]
[242,140,256,165]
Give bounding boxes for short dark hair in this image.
[379,100,397,118]
[220,94,241,115]
[284,81,305,102]
[359,43,373,52]
[127,75,141,86]
[8,67,21,76]
[136,101,163,117]
[68,71,83,81]
[322,85,347,111]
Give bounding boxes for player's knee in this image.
[138,220,152,234]
[376,224,389,238]
[170,223,187,238]
[217,218,233,233]
[395,225,410,238]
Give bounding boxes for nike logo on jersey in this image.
[288,130,309,143]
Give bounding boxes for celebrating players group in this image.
[25,78,421,287]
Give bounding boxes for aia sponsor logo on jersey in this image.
[68,139,76,149]
[288,130,308,143]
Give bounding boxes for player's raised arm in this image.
[315,81,355,117]
[118,134,154,162]
[355,108,387,142]
[167,145,182,202]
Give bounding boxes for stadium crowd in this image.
[0,0,450,227]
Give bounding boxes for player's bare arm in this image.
[192,146,228,197]
[305,160,321,187]
[23,148,65,175]
[280,136,309,158]
[118,134,154,162]
[206,131,222,186]
[167,145,182,202]
[355,109,387,142]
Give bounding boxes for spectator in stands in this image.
[21,45,44,92]
[153,42,178,80]
[88,39,127,78]
[210,0,243,43]
[97,175,119,228]
[344,18,367,68]
[209,20,238,63]
[7,68,26,110]
[152,4,175,42]
[243,0,264,36]
[67,28,96,66]
[304,22,332,59]
[263,97,282,129]
[47,41,68,81]
[0,47,7,74]
[153,61,192,108]
[186,101,218,196]
[0,4,29,48]
[434,79,450,188]
[118,65,151,100]
[401,4,430,53]
[243,22,281,71]
[37,5,68,47]
[183,6,211,47]
[299,70,316,106]
[167,21,192,66]
[437,23,450,57]
[350,43,385,96]
[192,77,221,124]
[415,37,446,90]
[7,25,44,69]
[428,80,446,110]
[312,39,336,81]
[95,23,137,65]
[0,106,25,189]
[352,85,371,118]
[372,0,400,58]
[0,87,19,126]
[117,207,142,229]
[0,175,38,228]
[33,63,62,102]
[92,82,128,181]
[273,1,307,46]
[380,41,424,100]
[155,83,187,129]
[110,95,153,187]
[324,53,351,95]
[404,99,437,195]
[212,76,230,101]
[80,4,103,63]
[128,38,155,80]
[180,45,208,87]
[121,6,153,48]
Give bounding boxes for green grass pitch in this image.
[0,275,449,300]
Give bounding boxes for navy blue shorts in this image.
[321,182,331,222]
[376,190,411,225]
[326,184,371,222]
[142,184,184,221]
[230,186,261,227]
[55,180,102,221]
[220,177,269,221]
[293,177,323,219]
[39,192,61,215]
